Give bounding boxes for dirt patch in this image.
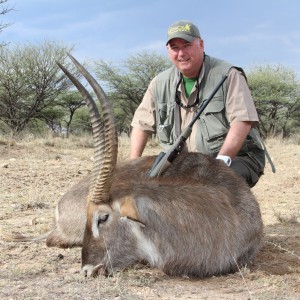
[0,137,299,299]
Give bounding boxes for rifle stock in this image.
[148,75,227,178]
[148,126,192,177]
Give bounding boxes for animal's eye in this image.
[97,214,109,227]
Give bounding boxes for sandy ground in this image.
[0,137,299,300]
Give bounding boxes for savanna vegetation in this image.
[0,38,299,140]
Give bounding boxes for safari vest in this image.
[153,55,265,170]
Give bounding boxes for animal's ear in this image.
[120,197,142,224]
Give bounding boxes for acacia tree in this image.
[37,106,65,133]
[94,51,171,135]
[0,41,78,133]
[37,91,85,137]
[57,91,85,137]
[247,65,300,138]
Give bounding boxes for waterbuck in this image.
[44,55,263,277]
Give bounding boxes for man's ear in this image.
[120,197,141,223]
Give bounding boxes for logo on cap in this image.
[168,24,191,35]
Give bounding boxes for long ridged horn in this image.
[57,55,118,204]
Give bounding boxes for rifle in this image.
[148,75,228,178]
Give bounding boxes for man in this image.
[130,20,265,187]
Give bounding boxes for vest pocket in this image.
[198,98,228,152]
[156,102,175,144]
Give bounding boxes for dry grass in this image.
[0,133,299,299]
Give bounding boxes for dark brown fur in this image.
[80,153,263,277]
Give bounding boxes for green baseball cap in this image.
[166,20,201,45]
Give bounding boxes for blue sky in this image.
[1,0,300,76]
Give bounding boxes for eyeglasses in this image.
[175,75,200,109]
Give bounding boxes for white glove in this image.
[216,155,232,166]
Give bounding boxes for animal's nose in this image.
[81,264,93,277]
[81,263,107,277]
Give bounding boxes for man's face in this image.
[167,38,204,78]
